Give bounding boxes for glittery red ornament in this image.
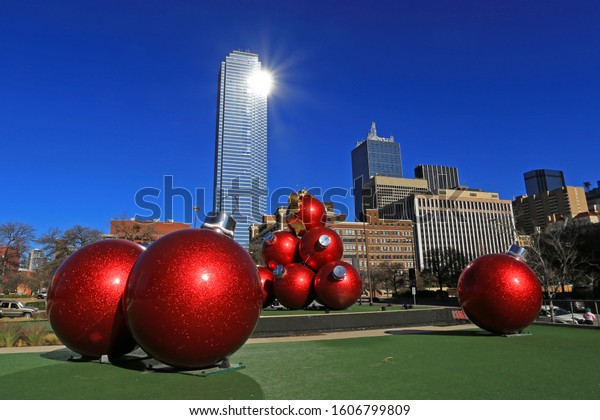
[273,263,315,309]
[258,266,276,308]
[47,240,144,358]
[314,261,362,310]
[286,190,327,236]
[261,231,300,269]
[298,226,343,271]
[458,246,542,334]
[125,226,262,369]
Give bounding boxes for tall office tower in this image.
[351,122,402,221]
[524,169,565,196]
[381,189,515,270]
[213,50,268,249]
[414,164,460,193]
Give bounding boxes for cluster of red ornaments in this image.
[47,214,262,370]
[457,245,543,335]
[259,190,362,310]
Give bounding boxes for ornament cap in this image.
[332,265,346,280]
[202,212,236,238]
[318,234,331,248]
[264,231,276,245]
[507,244,526,259]
[273,265,286,278]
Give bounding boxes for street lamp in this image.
[192,206,200,228]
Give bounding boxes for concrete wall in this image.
[252,307,468,337]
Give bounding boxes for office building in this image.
[524,169,565,196]
[361,175,429,213]
[381,188,515,270]
[213,50,268,248]
[513,186,589,234]
[414,164,460,192]
[103,219,190,243]
[351,122,402,221]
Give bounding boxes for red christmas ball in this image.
[258,266,276,308]
[261,231,299,269]
[125,228,262,369]
[458,251,542,334]
[314,261,362,310]
[298,226,343,271]
[47,240,143,358]
[273,263,315,309]
[286,191,327,236]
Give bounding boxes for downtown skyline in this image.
[1,1,599,237]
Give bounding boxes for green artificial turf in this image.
[0,325,598,400]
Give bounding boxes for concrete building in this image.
[351,122,403,221]
[414,164,460,192]
[381,188,515,270]
[361,175,429,214]
[513,186,589,234]
[104,219,190,243]
[524,169,566,196]
[213,50,268,249]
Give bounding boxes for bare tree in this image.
[0,222,35,283]
[35,225,103,291]
[423,247,468,291]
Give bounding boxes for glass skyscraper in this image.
[213,51,268,249]
[524,169,565,196]
[351,122,402,220]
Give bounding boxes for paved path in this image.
[0,324,475,355]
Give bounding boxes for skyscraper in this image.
[351,122,402,221]
[213,51,268,248]
[524,169,565,196]
[414,164,460,193]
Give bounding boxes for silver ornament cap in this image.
[273,265,286,278]
[318,234,331,248]
[507,244,526,259]
[264,231,276,245]
[201,212,236,239]
[332,265,346,280]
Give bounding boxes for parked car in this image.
[0,300,39,318]
[36,292,47,299]
[539,305,584,324]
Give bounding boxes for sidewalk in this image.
[0,324,476,355]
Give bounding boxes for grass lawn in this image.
[0,324,598,400]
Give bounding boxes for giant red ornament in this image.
[125,215,262,369]
[314,261,362,310]
[261,231,300,269]
[47,240,144,358]
[298,226,343,271]
[273,263,315,309]
[458,245,542,334]
[258,266,276,308]
[286,190,327,236]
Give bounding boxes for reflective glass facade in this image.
[414,164,460,192]
[351,123,402,221]
[524,169,565,196]
[213,51,267,249]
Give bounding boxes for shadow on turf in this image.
[384,329,498,337]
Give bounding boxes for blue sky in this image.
[1,0,599,236]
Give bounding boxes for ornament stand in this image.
[62,349,245,377]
